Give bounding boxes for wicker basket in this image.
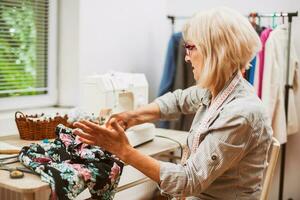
[15,111,73,140]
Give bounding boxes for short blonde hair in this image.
[182,7,261,91]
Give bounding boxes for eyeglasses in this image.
[184,43,196,56]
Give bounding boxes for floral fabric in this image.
[19,124,124,200]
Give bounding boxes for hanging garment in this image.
[158,32,196,131]
[158,32,182,129]
[244,67,249,80]
[253,56,260,93]
[19,124,124,200]
[262,24,299,144]
[247,57,257,85]
[258,28,273,98]
[168,38,196,131]
[294,64,300,132]
[251,25,265,90]
[158,32,182,96]
[253,24,266,36]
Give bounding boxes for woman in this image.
[73,7,272,199]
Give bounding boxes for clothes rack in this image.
[167,11,299,200]
[250,11,298,200]
[167,15,188,34]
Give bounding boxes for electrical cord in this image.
[154,135,183,159]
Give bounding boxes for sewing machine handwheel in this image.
[10,170,24,179]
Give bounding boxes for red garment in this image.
[257,28,272,98]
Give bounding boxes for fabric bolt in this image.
[257,28,272,98]
[154,73,272,199]
[261,24,299,144]
[19,124,124,200]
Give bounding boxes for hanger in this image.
[272,12,277,29]
[281,12,285,24]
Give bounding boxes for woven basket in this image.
[15,111,73,140]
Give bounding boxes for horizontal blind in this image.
[0,0,49,97]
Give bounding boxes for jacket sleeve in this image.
[154,86,209,120]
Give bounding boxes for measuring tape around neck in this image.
[181,72,241,164]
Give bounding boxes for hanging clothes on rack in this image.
[158,32,182,96]
[248,12,299,200]
[158,32,182,129]
[261,24,299,144]
[244,19,266,86]
[253,55,260,92]
[168,37,195,131]
[245,57,257,85]
[158,32,195,131]
[257,28,273,98]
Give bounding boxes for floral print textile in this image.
[19,124,124,200]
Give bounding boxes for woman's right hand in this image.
[106,111,137,130]
[105,102,161,130]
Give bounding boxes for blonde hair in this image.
[182,7,261,92]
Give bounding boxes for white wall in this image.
[57,0,80,106]
[78,0,170,102]
[58,0,170,105]
[58,0,300,199]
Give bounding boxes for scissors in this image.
[0,155,35,178]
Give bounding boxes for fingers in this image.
[111,120,125,133]
[106,114,118,126]
[78,136,96,145]
[106,116,128,129]
[73,121,94,133]
[118,121,128,130]
[73,128,96,145]
[72,128,95,141]
[80,120,102,130]
[79,120,114,137]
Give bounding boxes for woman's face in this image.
[184,42,203,81]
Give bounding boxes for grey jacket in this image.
[154,76,272,200]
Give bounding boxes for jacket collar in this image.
[201,70,241,107]
[201,89,212,106]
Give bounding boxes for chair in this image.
[260,137,280,200]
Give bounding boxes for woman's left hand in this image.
[73,120,161,183]
[72,119,132,160]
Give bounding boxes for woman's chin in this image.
[193,74,199,82]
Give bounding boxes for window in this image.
[0,0,57,111]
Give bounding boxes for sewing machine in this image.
[79,72,155,147]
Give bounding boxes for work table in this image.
[0,128,188,200]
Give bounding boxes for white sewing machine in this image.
[79,72,155,147]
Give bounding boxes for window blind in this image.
[0,0,49,98]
